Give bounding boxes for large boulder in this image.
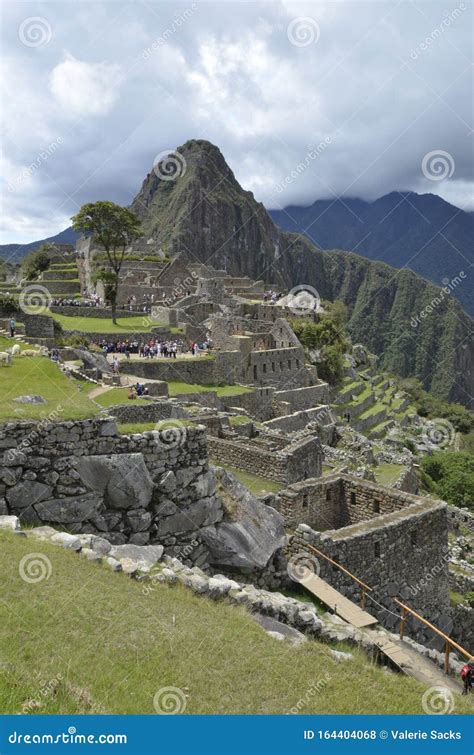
[200,468,287,570]
[154,496,223,537]
[6,480,53,509]
[34,493,102,523]
[73,348,112,375]
[76,453,154,510]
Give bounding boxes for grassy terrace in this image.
[0,357,98,422]
[51,312,182,334]
[2,531,470,714]
[211,462,283,495]
[373,463,403,486]
[167,382,253,397]
[91,387,150,408]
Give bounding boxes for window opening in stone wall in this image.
[350,491,356,505]
[326,489,331,502]
[374,541,381,558]
[373,501,380,513]
[410,531,417,547]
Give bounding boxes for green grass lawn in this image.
[228,414,253,426]
[117,420,193,434]
[210,461,283,495]
[374,463,403,486]
[51,313,165,334]
[91,387,151,408]
[0,357,99,421]
[2,531,468,715]
[0,336,38,353]
[168,381,253,397]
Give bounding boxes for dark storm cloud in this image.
[1,0,472,242]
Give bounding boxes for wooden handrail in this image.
[394,598,473,660]
[303,542,373,593]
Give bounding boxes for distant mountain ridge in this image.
[0,227,78,263]
[270,192,474,316]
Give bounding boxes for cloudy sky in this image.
[1,0,472,243]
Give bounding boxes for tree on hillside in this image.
[291,309,350,384]
[21,244,52,281]
[71,201,142,324]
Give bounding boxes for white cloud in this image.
[49,54,122,116]
[0,0,472,243]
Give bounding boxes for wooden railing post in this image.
[399,607,407,640]
[445,641,451,675]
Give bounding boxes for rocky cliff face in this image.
[131,140,473,407]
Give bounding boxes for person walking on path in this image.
[9,317,16,338]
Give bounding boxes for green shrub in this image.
[421,452,474,509]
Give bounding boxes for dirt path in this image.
[88,385,113,400]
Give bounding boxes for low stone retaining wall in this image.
[106,401,188,424]
[274,383,330,409]
[50,306,138,319]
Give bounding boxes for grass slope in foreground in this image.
[0,357,98,421]
[2,532,472,715]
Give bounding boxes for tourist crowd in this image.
[263,289,284,304]
[92,337,213,359]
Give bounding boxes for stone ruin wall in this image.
[274,475,434,531]
[206,435,322,485]
[0,419,219,568]
[287,494,450,645]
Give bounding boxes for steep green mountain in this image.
[131,140,473,407]
[270,193,474,316]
